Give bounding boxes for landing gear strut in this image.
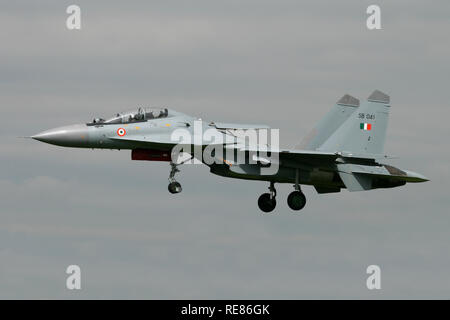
[168,162,182,194]
[258,182,277,213]
[287,169,306,211]
[167,154,193,194]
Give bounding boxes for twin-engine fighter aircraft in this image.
[32,90,428,213]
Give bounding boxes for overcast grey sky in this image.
[0,0,449,299]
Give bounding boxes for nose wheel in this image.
[168,181,182,194]
[258,182,277,213]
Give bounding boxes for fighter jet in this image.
[32,90,428,213]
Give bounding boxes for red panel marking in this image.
[131,149,171,162]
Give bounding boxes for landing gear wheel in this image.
[258,193,277,213]
[287,191,306,211]
[168,181,182,194]
[167,159,189,195]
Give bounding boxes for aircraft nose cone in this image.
[32,124,90,147]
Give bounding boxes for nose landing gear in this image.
[168,162,182,194]
[167,154,194,194]
[258,182,277,213]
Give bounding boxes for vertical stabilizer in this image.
[297,94,359,150]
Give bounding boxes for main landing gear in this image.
[287,168,306,211]
[257,169,307,213]
[257,183,307,213]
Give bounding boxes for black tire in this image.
[168,182,182,194]
[258,193,276,213]
[287,191,306,211]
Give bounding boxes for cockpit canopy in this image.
[90,108,168,125]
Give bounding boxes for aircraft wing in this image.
[235,146,389,165]
[274,149,338,163]
[227,146,339,168]
[110,134,392,167]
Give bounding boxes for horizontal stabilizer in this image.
[338,172,373,191]
[337,163,428,191]
[351,169,429,183]
[314,186,341,194]
[337,163,372,191]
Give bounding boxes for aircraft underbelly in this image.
[209,163,340,187]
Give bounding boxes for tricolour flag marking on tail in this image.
[360,123,372,131]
